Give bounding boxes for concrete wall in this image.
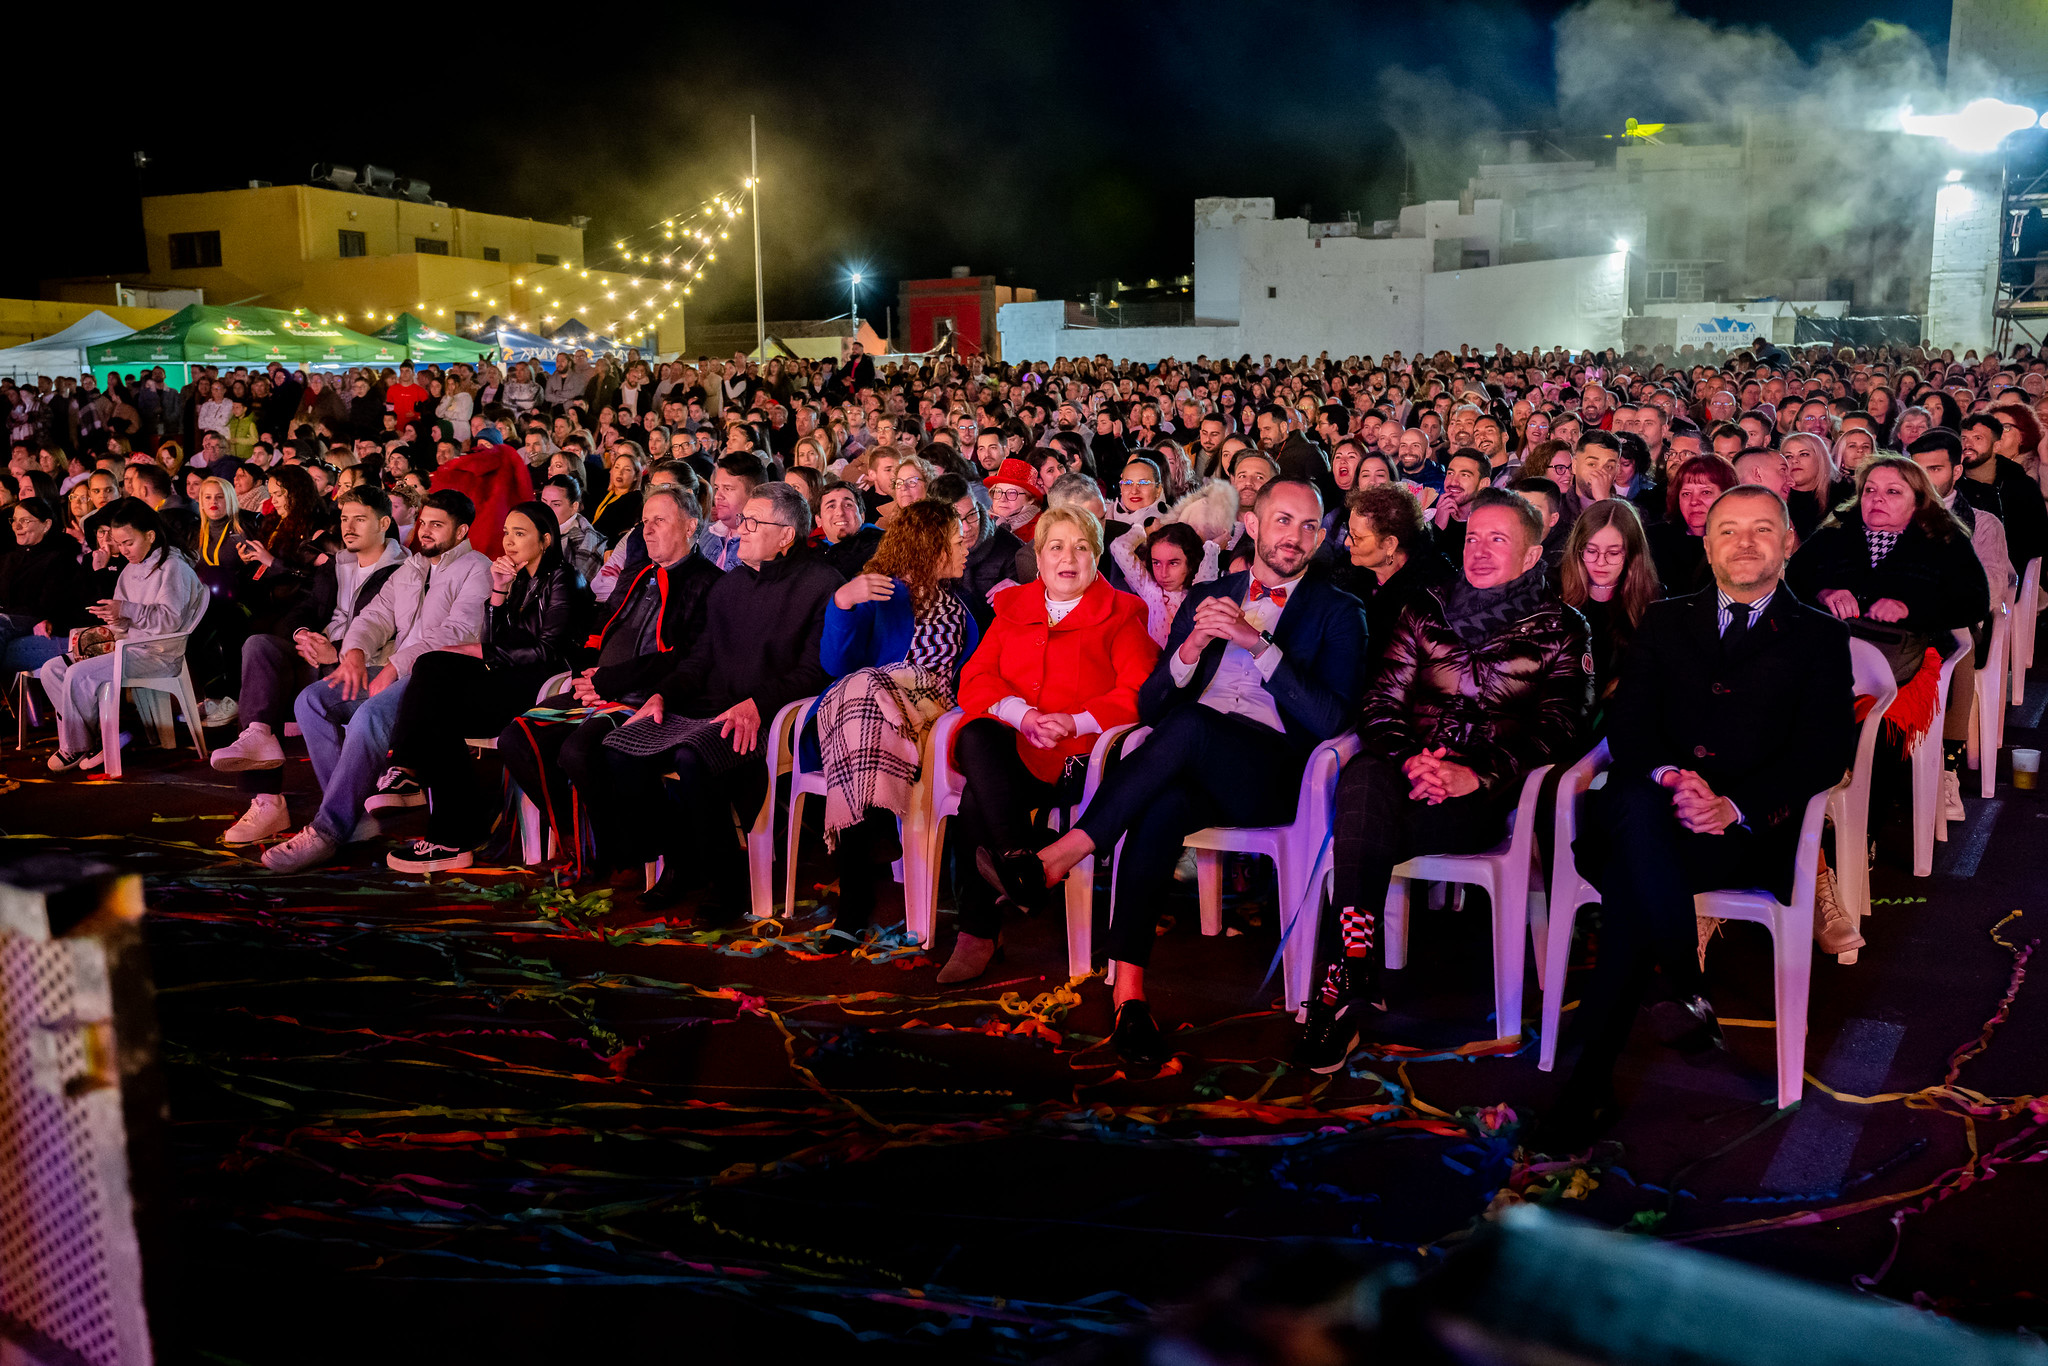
[1421,253,1626,354]
[1192,197,1272,323]
[996,299,1243,365]
[1927,175,2001,353]
[1234,219,1432,356]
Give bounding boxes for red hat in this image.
[984,458,1043,499]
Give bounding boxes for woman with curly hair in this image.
[812,499,979,944]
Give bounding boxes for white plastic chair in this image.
[2011,557,2040,705]
[1966,607,2011,798]
[906,710,1135,972]
[1082,729,1360,1016]
[1696,786,1836,1110]
[1825,638,1901,952]
[1383,762,1553,1044]
[1909,633,1971,877]
[1539,748,1839,1109]
[98,632,208,778]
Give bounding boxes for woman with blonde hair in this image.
[878,454,934,528]
[1781,431,1845,540]
[813,500,978,944]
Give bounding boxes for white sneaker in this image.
[211,724,285,771]
[200,697,240,729]
[1172,847,1197,882]
[1942,767,1965,821]
[224,794,291,845]
[1814,863,1864,955]
[261,826,340,872]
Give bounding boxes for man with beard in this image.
[1958,412,2048,575]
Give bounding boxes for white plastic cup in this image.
[2014,748,2041,791]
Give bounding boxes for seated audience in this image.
[1296,489,1590,1071]
[1646,453,1739,594]
[574,483,839,916]
[813,480,886,579]
[262,491,492,871]
[1343,484,1453,661]
[540,475,608,584]
[986,482,1366,1060]
[1108,480,1234,646]
[1558,497,1659,717]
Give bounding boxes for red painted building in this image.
[898,270,1036,358]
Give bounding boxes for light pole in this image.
[750,115,764,356]
[849,272,862,331]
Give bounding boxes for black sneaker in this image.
[1294,997,1365,1074]
[365,766,426,811]
[46,748,99,773]
[386,839,475,873]
[1108,999,1170,1067]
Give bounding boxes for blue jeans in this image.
[295,674,409,844]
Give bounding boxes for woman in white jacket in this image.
[42,500,207,771]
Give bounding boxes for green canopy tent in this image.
[374,314,495,367]
[89,304,405,386]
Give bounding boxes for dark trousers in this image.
[1077,706,1302,969]
[236,633,319,797]
[1320,754,1515,983]
[387,653,555,846]
[565,730,768,911]
[1571,775,1779,1082]
[832,809,900,930]
[499,698,627,869]
[950,717,1063,940]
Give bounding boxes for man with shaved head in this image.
[1535,484,1856,1151]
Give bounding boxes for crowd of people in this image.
[5,330,2041,1149]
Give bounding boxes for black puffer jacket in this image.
[1357,572,1593,794]
[484,555,592,672]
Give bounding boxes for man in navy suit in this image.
[988,479,1369,1065]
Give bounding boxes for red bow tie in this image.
[1248,581,1288,607]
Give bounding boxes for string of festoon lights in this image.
[283,178,756,343]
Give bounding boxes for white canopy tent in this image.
[0,312,139,383]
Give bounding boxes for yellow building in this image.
[46,184,683,353]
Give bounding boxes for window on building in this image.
[1460,249,1491,270]
[1266,286,1278,299]
[1647,270,1679,302]
[415,237,449,255]
[1827,278,1856,306]
[169,230,222,270]
[455,311,480,333]
[535,253,560,267]
[482,247,501,262]
[338,229,366,259]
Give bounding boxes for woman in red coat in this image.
[943,505,1157,982]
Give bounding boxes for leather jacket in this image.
[483,555,592,672]
[1357,575,1592,794]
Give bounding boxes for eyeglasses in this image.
[738,515,792,533]
[1582,545,1628,565]
[893,476,926,492]
[1118,478,1157,490]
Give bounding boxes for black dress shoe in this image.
[1524,1079,1622,1156]
[1649,994,1726,1055]
[975,846,1049,913]
[1109,999,1170,1067]
[1294,997,1365,1074]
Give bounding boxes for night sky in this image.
[11,0,1953,332]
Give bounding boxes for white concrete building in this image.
[1000,197,1625,365]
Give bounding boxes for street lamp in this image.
[849,271,863,326]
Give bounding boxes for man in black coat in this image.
[498,485,723,872]
[1254,404,1341,508]
[1957,412,2048,576]
[572,482,840,918]
[1538,484,1856,1151]
[986,480,1369,1067]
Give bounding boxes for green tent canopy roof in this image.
[373,314,494,365]
[90,304,405,368]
